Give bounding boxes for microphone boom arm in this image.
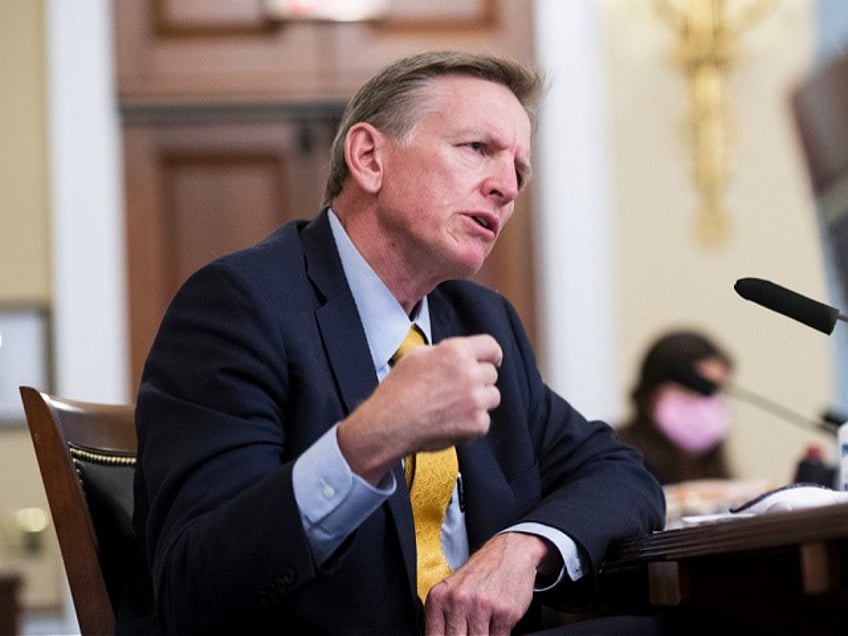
[728,383,838,436]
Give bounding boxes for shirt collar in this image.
[327,209,431,378]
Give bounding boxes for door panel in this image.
[123,113,338,390]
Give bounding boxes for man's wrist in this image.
[511,532,562,577]
[498,522,583,586]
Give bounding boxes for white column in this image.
[46,0,128,404]
[533,0,620,420]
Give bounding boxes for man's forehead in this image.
[428,81,531,133]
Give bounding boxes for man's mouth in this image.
[470,213,498,235]
[473,215,490,229]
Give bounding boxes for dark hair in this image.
[322,50,544,205]
[631,330,733,407]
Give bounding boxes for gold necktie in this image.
[391,325,458,601]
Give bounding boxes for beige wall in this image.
[1,0,50,302]
[604,0,833,485]
[0,0,64,609]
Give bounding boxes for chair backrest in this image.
[20,386,137,636]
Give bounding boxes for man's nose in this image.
[484,158,520,205]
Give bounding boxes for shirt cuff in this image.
[292,423,395,564]
[499,522,585,591]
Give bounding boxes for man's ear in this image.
[344,122,385,194]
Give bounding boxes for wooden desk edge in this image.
[604,501,848,566]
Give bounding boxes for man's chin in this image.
[455,258,488,282]
[438,243,492,281]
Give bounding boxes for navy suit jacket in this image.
[123,210,664,635]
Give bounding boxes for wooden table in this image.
[598,502,848,635]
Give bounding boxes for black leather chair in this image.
[20,385,136,636]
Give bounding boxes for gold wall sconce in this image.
[654,0,777,246]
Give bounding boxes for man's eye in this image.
[467,142,485,153]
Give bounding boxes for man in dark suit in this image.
[124,51,665,635]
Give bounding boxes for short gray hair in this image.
[323,50,544,205]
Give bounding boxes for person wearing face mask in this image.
[617,330,734,485]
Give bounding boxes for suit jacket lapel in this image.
[302,211,378,414]
[301,211,418,596]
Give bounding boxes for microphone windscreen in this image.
[734,277,839,335]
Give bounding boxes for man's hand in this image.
[424,532,557,636]
[338,334,503,484]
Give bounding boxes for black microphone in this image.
[822,408,848,429]
[734,277,848,335]
[667,360,838,435]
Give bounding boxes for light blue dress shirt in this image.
[291,210,583,586]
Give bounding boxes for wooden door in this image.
[123,108,340,390]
